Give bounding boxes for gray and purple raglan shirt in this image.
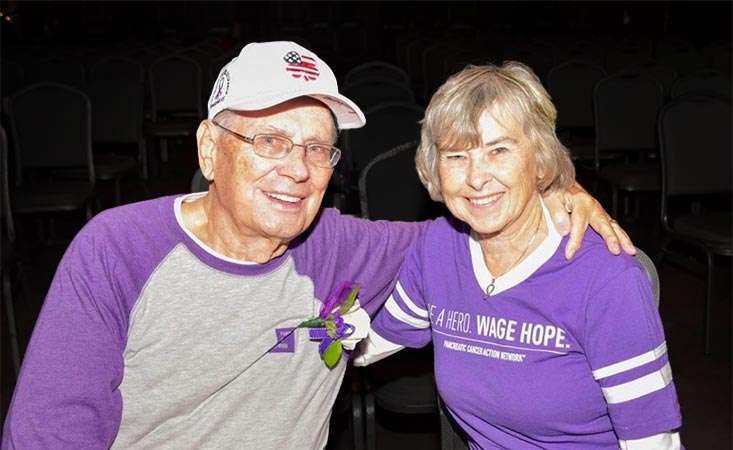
[2,194,423,449]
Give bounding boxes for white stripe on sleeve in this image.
[602,362,673,404]
[593,341,668,380]
[619,431,681,450]
[385,295,431,329]
[395,281,429,319]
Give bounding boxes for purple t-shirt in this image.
[373,214,682,449]
[3,195,423,449]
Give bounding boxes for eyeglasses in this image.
[212,121,341,168]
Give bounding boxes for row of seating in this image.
[2,38,226,97]
[392,34,730,101]
[5,31,729,99]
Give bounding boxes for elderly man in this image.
[3,41,632,449]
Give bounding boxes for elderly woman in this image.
[357,63,682,449]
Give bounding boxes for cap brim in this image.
[307,93,365,130]
[211,91,366,130]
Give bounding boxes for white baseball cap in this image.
[207,41,366,129]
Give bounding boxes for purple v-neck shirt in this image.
[373,212,682,449]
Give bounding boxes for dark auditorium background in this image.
[1,1,731,448]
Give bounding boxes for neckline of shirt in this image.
[174,193,260,265]
[168,193,291,276]
[468,197,561,297]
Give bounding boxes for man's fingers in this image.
[611,221,637,255]
[597,219,622,256]
[564,208,589,259]
[548,181,636,258]
[544,190,571,235]
[583,193,636,256]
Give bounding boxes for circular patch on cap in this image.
[210,69,231,109]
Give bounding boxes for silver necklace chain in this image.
[485,215,543,296]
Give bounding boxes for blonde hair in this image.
[416,62,575,201]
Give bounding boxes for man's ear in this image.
[196,120,217,181]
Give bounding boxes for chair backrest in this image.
[149,54,202,120]
[88,58,145,144]
[359,140,437,221]
[346,102,424,174]
[593,73,663,159]
[9,82,94,184]
[659,95,731,200]
[180,47,214,95]
[671,71,731,99]
[0,126,15,243]
[344,60,410,87]
[341,77,414,111]
[547,60,607,129]
[190,168,209,193]
[634,248,660,308]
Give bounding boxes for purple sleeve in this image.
[3,226,131,448]
[371,235,432,348]
[582,264,682,440]
[295,209,428,317]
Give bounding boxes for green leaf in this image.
[298,318,325,328]
[338,285,360,315]
[322,340,343,369]
[325,318,336,338]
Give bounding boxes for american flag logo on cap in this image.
[283,51,319,81]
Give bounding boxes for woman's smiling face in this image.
[437,109,541,238]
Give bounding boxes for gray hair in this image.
[416,62,575,201]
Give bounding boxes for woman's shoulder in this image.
[562,230,644,292]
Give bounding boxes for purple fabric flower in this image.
[319,281,353,319]
[302,281,361,368]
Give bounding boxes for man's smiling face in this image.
[210,97,337,245]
